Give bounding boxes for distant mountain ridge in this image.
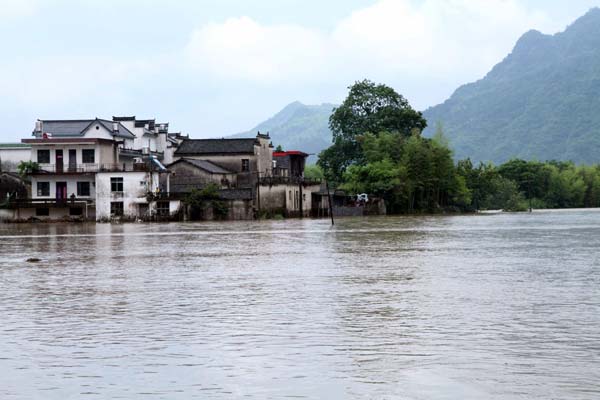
[230,101,336,160]
[423,8,600,164]
[234,9,600,165]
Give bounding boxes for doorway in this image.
[56,149,64,173]
[68,149,76,172]
[56,182,67,201]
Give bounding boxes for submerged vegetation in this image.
[184,183,228,219]
[318,80,600,213]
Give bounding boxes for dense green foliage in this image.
[457,159,600,211]
[319,79,600,213]
[318,80,427,183]
[337,135,600,213]
[339,131,470,213]
[17,161,39,177]
[184,184,228,219]
[423,9,600,164]
[303,164,325,180]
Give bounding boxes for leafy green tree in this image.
[275,144,283,152]
[318,80,427,183]
[17,161,39,178]
[304,164,325,180]
[184,184,228,219]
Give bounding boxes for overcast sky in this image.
[1,0,598,141]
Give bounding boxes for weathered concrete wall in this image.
[228,199,254,220]
[255,136,273,177]
[3,206,93,221]
[259,184,287,211]
[95,171,157,220]
[258,183,320,217]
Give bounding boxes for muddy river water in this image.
[1,210,599,399]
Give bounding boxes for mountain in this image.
[423,8,600,164]
[231,101,335,160]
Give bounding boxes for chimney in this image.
[35,120,43,134]
[112,122,119,132]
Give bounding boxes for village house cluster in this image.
[0,117,332,222]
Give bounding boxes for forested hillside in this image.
[423,8,600,164]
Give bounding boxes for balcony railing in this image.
[259,176,322,186]
[36,163,100,173]
[120,148,164,160]
[99,163,150,172]
[1,198,94,209]
[34,163,151,174]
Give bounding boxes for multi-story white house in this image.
[14,117,181,221]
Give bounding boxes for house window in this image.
[37,182,50,197]
[156,201,169,217]
[241,159,250,172]
[289,190,292,200]
[69,207,83,216]
[37,149,50,164]
[111,177,123,192]
[82,149,95,163]
[111,201,124,216]
[77,182,90,197]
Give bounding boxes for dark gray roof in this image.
[0,143,31,148]
[175,138,258,155]
[170,158,234,174]
[219,188,254,200]
[34,119,135,139]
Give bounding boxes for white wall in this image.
[81,123,118,140]
[95,171,159,220]
[30,143,115,168]
[31,176,96,200]
[0,147,30,171]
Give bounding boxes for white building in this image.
[0,143,31,172]
[12,117,180,221]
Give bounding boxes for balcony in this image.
[98,163,150,172]
[35,164,100,174]
[1,198,94,209]
[33,163,151,174]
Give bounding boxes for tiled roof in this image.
[34,119,135,139]
[273,151,308,157]
[0,143,31,148]
[171,158,234,174]
[175,138,257,155]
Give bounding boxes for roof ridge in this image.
[183,138,257,141]
[39,119,95,123]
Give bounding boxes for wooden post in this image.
[299,179,303,219]
[326,180,334,226]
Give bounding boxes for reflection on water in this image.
[1,210,599,399]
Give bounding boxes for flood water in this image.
[1,209,599,399]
